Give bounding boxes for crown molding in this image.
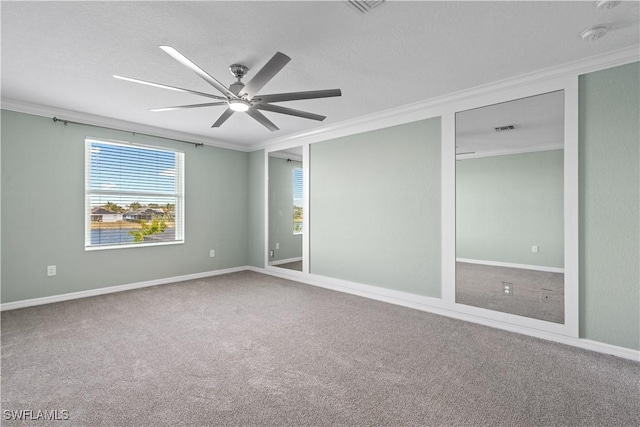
[268,151,303,162]
[3,45,637,154]
[0,98,252,152]
[255,44,640,151]
[456,144,564,160]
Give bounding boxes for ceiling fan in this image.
[114,46,342,131]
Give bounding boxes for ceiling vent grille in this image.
[345,0,386,14]
[494,124,516,132]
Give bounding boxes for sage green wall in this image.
[456,150,564,268]
[579,62,639,350]
[310,118,441,297]
[268,156,302,262]
[247,149,265,268]
[1,110,249,303]
[3,63,638,354]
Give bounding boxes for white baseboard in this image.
[457,258,565,274]
[0,266,249,311]
[2,265,637,362]
[269,256,302,266]
[259,268,639,362]
[265,265,447,311]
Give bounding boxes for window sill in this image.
[85,240,184,252]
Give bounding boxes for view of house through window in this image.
[293,167,303,235]
[85,139,184,249]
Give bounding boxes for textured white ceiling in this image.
[2,1,638,150]
[456,90,565,158]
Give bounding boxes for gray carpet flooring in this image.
[2,271,638,426]
[456,262,564,323]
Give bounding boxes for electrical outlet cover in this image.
[502,281,513,296]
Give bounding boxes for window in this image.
[293,167,303,235]
[85,139,184,250]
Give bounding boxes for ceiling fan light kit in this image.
[115,46,342,131]
[228,99,250,112]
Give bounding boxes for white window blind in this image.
[293,167,303,235]
[85,139,184,250]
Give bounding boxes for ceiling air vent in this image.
[494,124,516,132]
[345,0,386,14]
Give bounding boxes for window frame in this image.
[84,138,185,251]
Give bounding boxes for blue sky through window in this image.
[90,141,177,196]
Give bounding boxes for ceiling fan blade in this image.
[159,46,235,98]
[239,52,291,99]
[113,75,227,100]
[253,89,342,104]
[255,104,325,121]
[212,108,235,128]
[246,108,279,132]
[151,102,228,112]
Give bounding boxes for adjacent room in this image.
[1,1,639,426]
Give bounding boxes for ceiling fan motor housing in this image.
[229,64,249,96]
[229,82,245,96]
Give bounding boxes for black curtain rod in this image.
[52,117,204,148]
